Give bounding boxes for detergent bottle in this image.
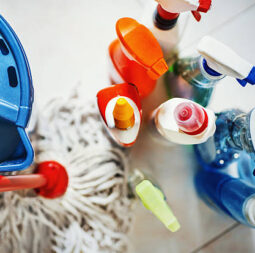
[109,17,168,99]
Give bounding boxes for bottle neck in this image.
[174,56,224,88]
[228,112,255,154]
[153,4,179,30]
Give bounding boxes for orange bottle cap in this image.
[113,98,135,130]
[116,18,168,80]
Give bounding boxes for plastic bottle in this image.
[141,0,212,60]
[165,36,255,107]
[195,169,255,227]
[108,17,168,99]
[195,108,255,177]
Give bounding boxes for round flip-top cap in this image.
[116,17,168,80]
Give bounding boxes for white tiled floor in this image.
[1,0,255,252]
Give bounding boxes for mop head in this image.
[0,88,133,253]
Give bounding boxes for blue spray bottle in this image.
[195,170,255,227]
[0,15,34,172]
[195,107,255,176]
[165,36,255,107]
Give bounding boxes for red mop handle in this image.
[0,161,68,199]
[0,174,47,192]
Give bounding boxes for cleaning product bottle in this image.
[144,0,212,60]
[97,83,142,147]
[109,17,168,99]
[149,98,216,145]
[238,152,255,185]
[165,36,255,107]
[0,161,68,198]
[195,107,255,175]
[0,15,34,172]
[128,169,180,232]
[195,169,255,227]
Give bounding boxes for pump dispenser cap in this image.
[198,36,255,86]
[174,102,208,135]
[136,180,180,232]
[116,18,168,80]
[113,98,135,130]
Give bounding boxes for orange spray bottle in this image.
[108,18,168,99]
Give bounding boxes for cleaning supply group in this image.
[97,1,255,231]
[1,0,255,235]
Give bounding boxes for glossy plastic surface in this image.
[0,15,34,171]
[0,174,46,192]
[174,101,207,135]
[196,170,255,227]
[109,40,157,98]
[36,161,68,199]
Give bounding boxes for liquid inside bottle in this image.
[165,56,223,107]
[196,109,255,171]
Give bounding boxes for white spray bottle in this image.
[165,36,255,107]
[141,0,212,60]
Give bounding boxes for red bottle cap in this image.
[36,161,68,199]
[174,102,208,135]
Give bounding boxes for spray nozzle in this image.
[136,180,180,232]
[155,0,211,22]
[113,98,135,130]
[174,102,208,135]
[198,36,255,86]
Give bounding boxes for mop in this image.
[0,87,133,253]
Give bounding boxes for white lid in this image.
[198,36,254,80]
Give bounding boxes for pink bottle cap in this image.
[174,102,208,135]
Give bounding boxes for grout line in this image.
[190,223,240,253]
[182,2,255,50]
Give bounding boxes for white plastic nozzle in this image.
[198,36,255,84]
[156,0,211,13]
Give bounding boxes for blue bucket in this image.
[0,15,34,172]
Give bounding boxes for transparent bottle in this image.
[165,56,224,107]
[195,169,255,228]
[195,108,255,175]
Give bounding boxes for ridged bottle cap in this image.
[174,102,208,135]
[113,98,135,130]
